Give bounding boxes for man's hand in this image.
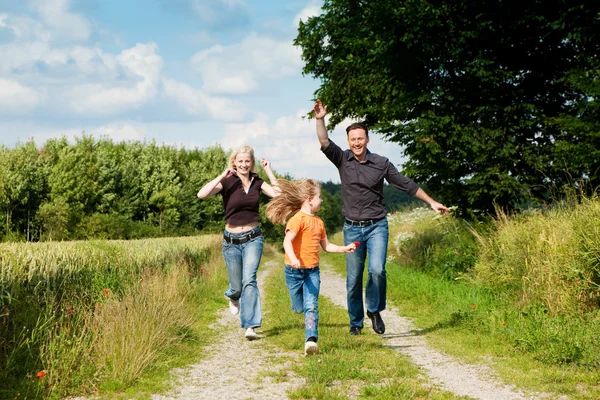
[430,201,449,216]
[313,100,327,120]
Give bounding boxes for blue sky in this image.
[0,0,404,182]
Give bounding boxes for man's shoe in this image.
[367,311,385,334]
[304,341,319,356]
[349,326,362,335]
[245,328,258,340]
[228,298,239,315]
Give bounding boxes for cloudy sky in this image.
[0,0,405,182]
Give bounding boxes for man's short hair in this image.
[345,122,369,137]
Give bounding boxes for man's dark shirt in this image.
[321,139,419,221]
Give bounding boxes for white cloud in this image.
[162,78,247,122]
[293,0,321,27]
[190,32,302,95]
[93,123,147,142]
[0,78,42,111]
[68,43,163,114]
[30,0,92,41]
[188,0,249,27]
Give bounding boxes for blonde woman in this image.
[267,179,355,355]
[197,145,279,340]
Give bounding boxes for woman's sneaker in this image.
[304,341,318,356]
[228,298,239,315]
[245,328,258,341]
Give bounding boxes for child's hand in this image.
[288,257,301,268]
[344,242,358,253]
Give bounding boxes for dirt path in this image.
[152,261,302,400]
[153,260,556,400]
[319,267,547,400]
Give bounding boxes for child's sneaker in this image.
[304,341,318,356]
[245,328,258,341]
[228,298,239,315]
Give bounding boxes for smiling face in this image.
[234,152,254,176]
[347,128,370,161]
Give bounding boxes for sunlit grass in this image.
[0,235,227,399]
[261,250,461,399]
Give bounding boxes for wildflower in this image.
[36,371,45,378]
[354,241,360,247]
[502,321,506,326]
[575,281,581,285]
[207,273,211,277]
[471,305,476,309]
[69,309,75,315]
[103,288,109,296]
[200,267,204,271]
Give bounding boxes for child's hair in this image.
[228,145,256,172]
[266,179,322,225]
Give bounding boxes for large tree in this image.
[296,0,600,213]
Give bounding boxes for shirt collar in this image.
[345,148,372,163]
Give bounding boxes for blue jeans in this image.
[343,218,388,328]
[284,265,320,342]
[222,226,264,329]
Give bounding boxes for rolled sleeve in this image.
[321,139,344,168]
[386,161,419,196]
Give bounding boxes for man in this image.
[313,100,449,335]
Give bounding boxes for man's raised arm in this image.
[313,100,330,148]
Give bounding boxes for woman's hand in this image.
[221,168,237,179]
[261,158,271,170]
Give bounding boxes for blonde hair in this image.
[266,179,322,225]
[228,145,256,172]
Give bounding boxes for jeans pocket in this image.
[222,238,232,250]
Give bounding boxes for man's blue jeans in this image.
[284,265,320,342]
[343,218,388,328]
[222,227,264,329]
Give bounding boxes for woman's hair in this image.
[266,179,322,225]
[228,145,256,172]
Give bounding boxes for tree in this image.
[296,0,600,213]
[0,141,45,238]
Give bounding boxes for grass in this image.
[315,202,600,399]
[0,235,230,400]
[260,248,465,399]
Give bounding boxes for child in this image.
[266,179,356,355]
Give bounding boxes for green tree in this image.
[296,0,600,213]
[37,197,70,241]
[48,135,100,222]
[139,142,182,232]
[0,141,45,239]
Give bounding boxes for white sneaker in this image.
[245,328,258,341]
[304,341,318,356]
[228,298,239,315]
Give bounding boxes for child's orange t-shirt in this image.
[284,211,326,268]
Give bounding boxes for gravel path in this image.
[153,260,556,400]
[152,261,303,400]
[319,268,544,400]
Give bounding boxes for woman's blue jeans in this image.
[284,265,320,342]
[222,226,264,329]
[343,218,388,328]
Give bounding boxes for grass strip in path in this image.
[261,251,463,400]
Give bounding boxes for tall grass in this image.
[386,198,600,371]
[472,198,600,314]
[0,235,222,399]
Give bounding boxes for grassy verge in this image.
[325,204,600,400]
[261,249,464,400]
[0,236,230,400]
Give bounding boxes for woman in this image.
[197,145,279,340]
